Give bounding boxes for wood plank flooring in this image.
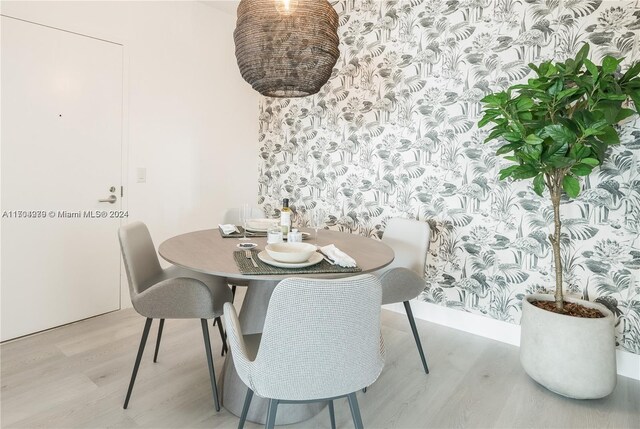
[2,290,639,429]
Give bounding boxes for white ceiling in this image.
[200,1,239,16]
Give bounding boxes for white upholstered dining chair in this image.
[222,206,266,226]
[118,221,233,411]
[224,275,385,429]
[378,217,431,374]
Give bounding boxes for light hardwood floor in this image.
[2,289,639,429]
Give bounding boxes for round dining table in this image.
[158,227,394,425]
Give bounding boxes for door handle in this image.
[99,195,117,204]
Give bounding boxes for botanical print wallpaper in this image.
[256,0,640,355]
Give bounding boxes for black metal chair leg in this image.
[238,388,254,429]
[201,319,221,412]
[404,301,429,374]
[153,319,164,363]
[215,316,228,356]
[123,318,153,409]
[265,399,279,429]
[347,392,364,429]
[328,400,336,429]
[232,285,237,302]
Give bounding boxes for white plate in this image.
[257,250,323,268]
[245,218,279,232]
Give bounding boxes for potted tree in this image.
[479,44,640,399]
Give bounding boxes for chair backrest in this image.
[222,206,266,225]
[118,222,163,297]
[382,218,430,277]
[251,275,384,401]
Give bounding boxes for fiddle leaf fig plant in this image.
[478,43,640,312]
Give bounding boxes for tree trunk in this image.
[550,187,564,311]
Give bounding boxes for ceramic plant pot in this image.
[520,294,617,399]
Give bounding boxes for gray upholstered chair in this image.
[118,221,233,411]
[378,217,431,374]
[224,275,385,429]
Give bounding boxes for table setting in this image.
[216,204,360,275]
[232,241,361,275]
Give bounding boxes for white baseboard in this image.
[383,301,640,381]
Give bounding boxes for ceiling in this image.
[200,0,239,16]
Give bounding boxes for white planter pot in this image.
[520,294,617,399]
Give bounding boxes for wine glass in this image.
[310,208,325,244]
[239,204,251,240]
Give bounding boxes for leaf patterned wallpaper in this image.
[256,0,640,355]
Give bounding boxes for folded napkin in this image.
[320,244,357,268]
[219,224,239,235]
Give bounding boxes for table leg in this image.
[220,280,326,424]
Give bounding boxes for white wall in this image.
[1,1,259,306]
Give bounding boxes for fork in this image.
[245,249,259,267]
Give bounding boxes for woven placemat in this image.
[234,249,362,275]
[219,226,267,238]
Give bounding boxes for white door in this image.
[1,16,123,341]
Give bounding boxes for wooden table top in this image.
[158,228,394,281]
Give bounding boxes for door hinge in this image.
[120,186,124,197]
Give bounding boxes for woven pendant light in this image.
[234,0,340,98]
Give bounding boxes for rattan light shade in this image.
[234,0,340,98]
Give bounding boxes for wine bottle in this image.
[280,198,291,235]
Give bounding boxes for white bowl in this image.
[265,242,317,263]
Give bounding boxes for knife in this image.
[245,249,259,268]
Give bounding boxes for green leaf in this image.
[533,174,545,196]
[581,158,600,166]
[571,164,593,176]
[569,143,591,159]
[547,156,574,168]
[478,114,495,128]
[512,165,539,180]
[602,56,621,74]
[519,143,543,162]
[481,93,507,106]
[485,127,507,142]
[545,63,558,77]
[629,91,640,115]
[562,175,581,198]
[548,79,563,95]
[615,108,636,122]
[574,44,590,65]
[620,62,640,84]
[584,58,598,78]
[597,126,620,145]
[524,134,544,145]
[498,165,519,180]
[519,111,533,121]
[556,88,581,100]
[543,141,569,162]
[542,124,576,145]
[516,97,534,111]
[587,119,608,131]
[496,143,520,155]
[590,140,608,162]
[503,131,523,143]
